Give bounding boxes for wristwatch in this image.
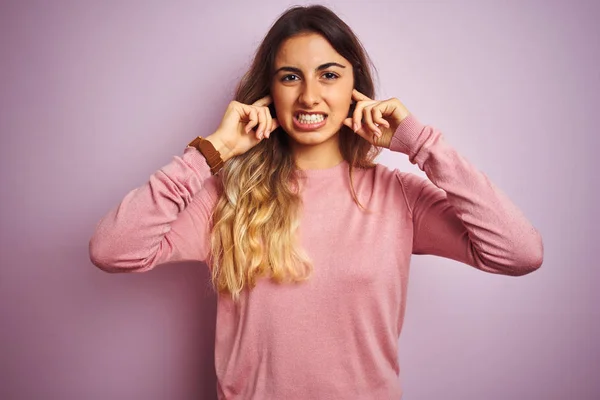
[187,136,224,175]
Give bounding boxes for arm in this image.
[89,94,278,274]
[89,146,220,273]
[391,114,543,276]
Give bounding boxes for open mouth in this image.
[293,112,328,131]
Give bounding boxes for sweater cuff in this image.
[183,146,213,181]
[389,114,427,159]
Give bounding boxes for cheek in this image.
[328,90,353,118]
[331,101,353,122]
[272,96,294,117]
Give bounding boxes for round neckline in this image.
[294,159,349,179]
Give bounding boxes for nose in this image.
[298,79,321,108]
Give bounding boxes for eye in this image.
[281,74,299,82]
[323,72,339,80]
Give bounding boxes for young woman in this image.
[89,5,543,399]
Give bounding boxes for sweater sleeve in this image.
[391,114,544,276]
[89,146,219,273]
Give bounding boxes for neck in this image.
[290,132,344,170]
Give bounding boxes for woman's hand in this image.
[205,95,279,162]
[342,89,410,148]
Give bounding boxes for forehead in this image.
[274,33,346,67]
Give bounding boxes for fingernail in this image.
[353,123,359,132]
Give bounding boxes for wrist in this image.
[389,113,425,157]
[205,133,235,163]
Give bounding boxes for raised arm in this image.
[89,147,219,273]
[392,115,544,276]
[89,94,281,273]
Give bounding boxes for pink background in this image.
[1,1,598,399]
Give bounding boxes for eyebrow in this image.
[273,62,346,76]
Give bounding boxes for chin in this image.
[285,129,339,147]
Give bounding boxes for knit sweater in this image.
[89,114,543,399]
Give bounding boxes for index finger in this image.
[352,89,372,102]
[252,95,272,107]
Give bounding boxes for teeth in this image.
[297,114,325,124]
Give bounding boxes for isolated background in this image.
[1,0,598,399]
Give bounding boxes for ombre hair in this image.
[209,5,381,302]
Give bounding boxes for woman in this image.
[89,5,543,399]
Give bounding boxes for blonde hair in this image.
[209,5,381,302]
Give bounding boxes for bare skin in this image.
[204,33,411,167]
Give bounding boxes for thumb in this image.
[343,117,371,142]
[342,118,354,130]
[271,118,280,132]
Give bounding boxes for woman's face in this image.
[270,32,354,148]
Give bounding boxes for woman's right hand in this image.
[205,95,279,162]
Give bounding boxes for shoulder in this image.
[364,163,433,210]
[365,162,426,190]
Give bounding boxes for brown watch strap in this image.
[187,136,224,175]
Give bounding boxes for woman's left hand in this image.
[342,89,411,148]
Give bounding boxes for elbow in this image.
[510,257,542,276]
[521,249,544,275]
[90,257,122,274]
[88,237,155,274]
[89,235,132,273]
[89,237,120,273]
[479,231,544,277]
[510,232,544,276]
[529,243,544,271]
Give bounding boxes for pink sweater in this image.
[89,114,543,399]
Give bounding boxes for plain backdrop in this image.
[1,0,598,399]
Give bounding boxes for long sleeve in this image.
[390,114,543,276]
[89,146,219,273]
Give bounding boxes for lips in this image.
[292,114,328,131]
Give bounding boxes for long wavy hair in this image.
[209,5,381,302]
